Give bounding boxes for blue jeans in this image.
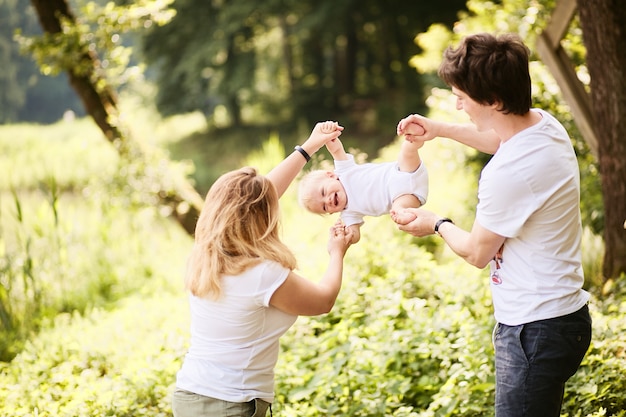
[172,389,271,417]
[493,304,591,417]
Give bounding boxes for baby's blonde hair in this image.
[297,170,329,214]
[185,167,297,299]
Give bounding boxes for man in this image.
[395,33,591,417]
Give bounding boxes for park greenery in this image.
[1,0,624,415]
[0,96,624,415]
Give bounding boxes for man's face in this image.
[452,87,494,132]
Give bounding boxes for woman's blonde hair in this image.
[185,167,297,299]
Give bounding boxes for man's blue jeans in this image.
[493,304,591,417]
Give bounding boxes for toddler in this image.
[298,125,428,243]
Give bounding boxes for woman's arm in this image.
[267,121,343,198]
[270,220,353,316]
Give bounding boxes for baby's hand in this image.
[317,121,342,134]
[307,121,344,152]
[397,114,437,143]
[320,121,339,133]
[328,219,353,255]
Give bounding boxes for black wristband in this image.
[434,218,453,235]
[294,145,311,162]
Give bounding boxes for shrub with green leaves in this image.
[0,119,622,417]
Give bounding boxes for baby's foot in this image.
[390,209,417,225]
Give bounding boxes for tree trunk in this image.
[29,0,203,235]
[577,0,626,280]
[30,0,121,141]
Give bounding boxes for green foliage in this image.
[0,0,86,123]
[274,217,495,416]
[411,0,604,238]
[0,294,189,417]
[0,118,115,191]
[14,0,175,87]
[0,115,192,362]
[0,0,27,122]
[0,117,622,416]
[563,278,626,417]
[141,0,467,132]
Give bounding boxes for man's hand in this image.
[396,208,439,237]
[397,114,437,143]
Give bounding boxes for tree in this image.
[142,0,467,136]
[22,0,204,234]
[577,0,626,280]
[0,0,85,123]
[0,0,25,122]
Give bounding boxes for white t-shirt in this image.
[175,260,296,403]
[477,109,589,326]
[335,154,429,227]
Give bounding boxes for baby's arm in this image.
[325,137,350,161]
[347,223,361,244]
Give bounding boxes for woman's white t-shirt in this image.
[477,109,589,326]
[175,260,296,403]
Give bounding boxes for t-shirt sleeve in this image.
[334,153,356,171]
[476,167,537,238]
[259,261,291,307]
[340,211,364,227]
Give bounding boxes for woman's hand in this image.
[266,121,343,199]
[303,121,344,155]
[327,219,353,256]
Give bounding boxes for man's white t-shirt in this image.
[175,260,296,403]
[335,154,429,227]
[477,109,589,326]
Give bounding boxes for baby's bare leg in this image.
[397,139,422,172]
[390,194,421,225]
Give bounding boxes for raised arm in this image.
[266,121,343,198]
[397,114,501,155]
[325,137,349,161]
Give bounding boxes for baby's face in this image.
[308,173,347,214]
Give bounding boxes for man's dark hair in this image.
[438,33,532,115]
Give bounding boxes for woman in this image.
[172,121,353,417]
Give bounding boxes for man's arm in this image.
[398,114,501,155]
[397,208,505,268]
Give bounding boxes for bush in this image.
[0,120,622,417]
[0,294,189,417]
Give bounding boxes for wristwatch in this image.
[434,218,454,236]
